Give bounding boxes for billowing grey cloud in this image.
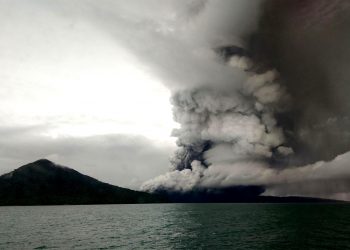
[117,0,350,200]
[248,0,350,164]
[143,151,350,201]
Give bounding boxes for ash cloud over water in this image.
[111,0,350,200]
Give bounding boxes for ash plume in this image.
[248,0,350,165]
[102,0,350,200]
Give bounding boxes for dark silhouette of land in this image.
[154,188,339,203]
[0,159,342,205]
[0,159,164,205]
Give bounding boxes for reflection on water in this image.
[0,204,349,249]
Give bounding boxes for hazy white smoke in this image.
[144,149,350,201]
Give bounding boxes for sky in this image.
[0,0,178,189]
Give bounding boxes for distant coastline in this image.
[0,159,344,206]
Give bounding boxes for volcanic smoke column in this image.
[141,0,350,199]
[142,46,294,192]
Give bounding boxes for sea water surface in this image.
[0,203,349,249]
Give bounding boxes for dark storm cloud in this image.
[248,0,350,165]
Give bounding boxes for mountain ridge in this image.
[0,159,164,205]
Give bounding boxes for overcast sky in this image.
[0,0,179,189]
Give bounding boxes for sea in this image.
[0,203,349,249]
